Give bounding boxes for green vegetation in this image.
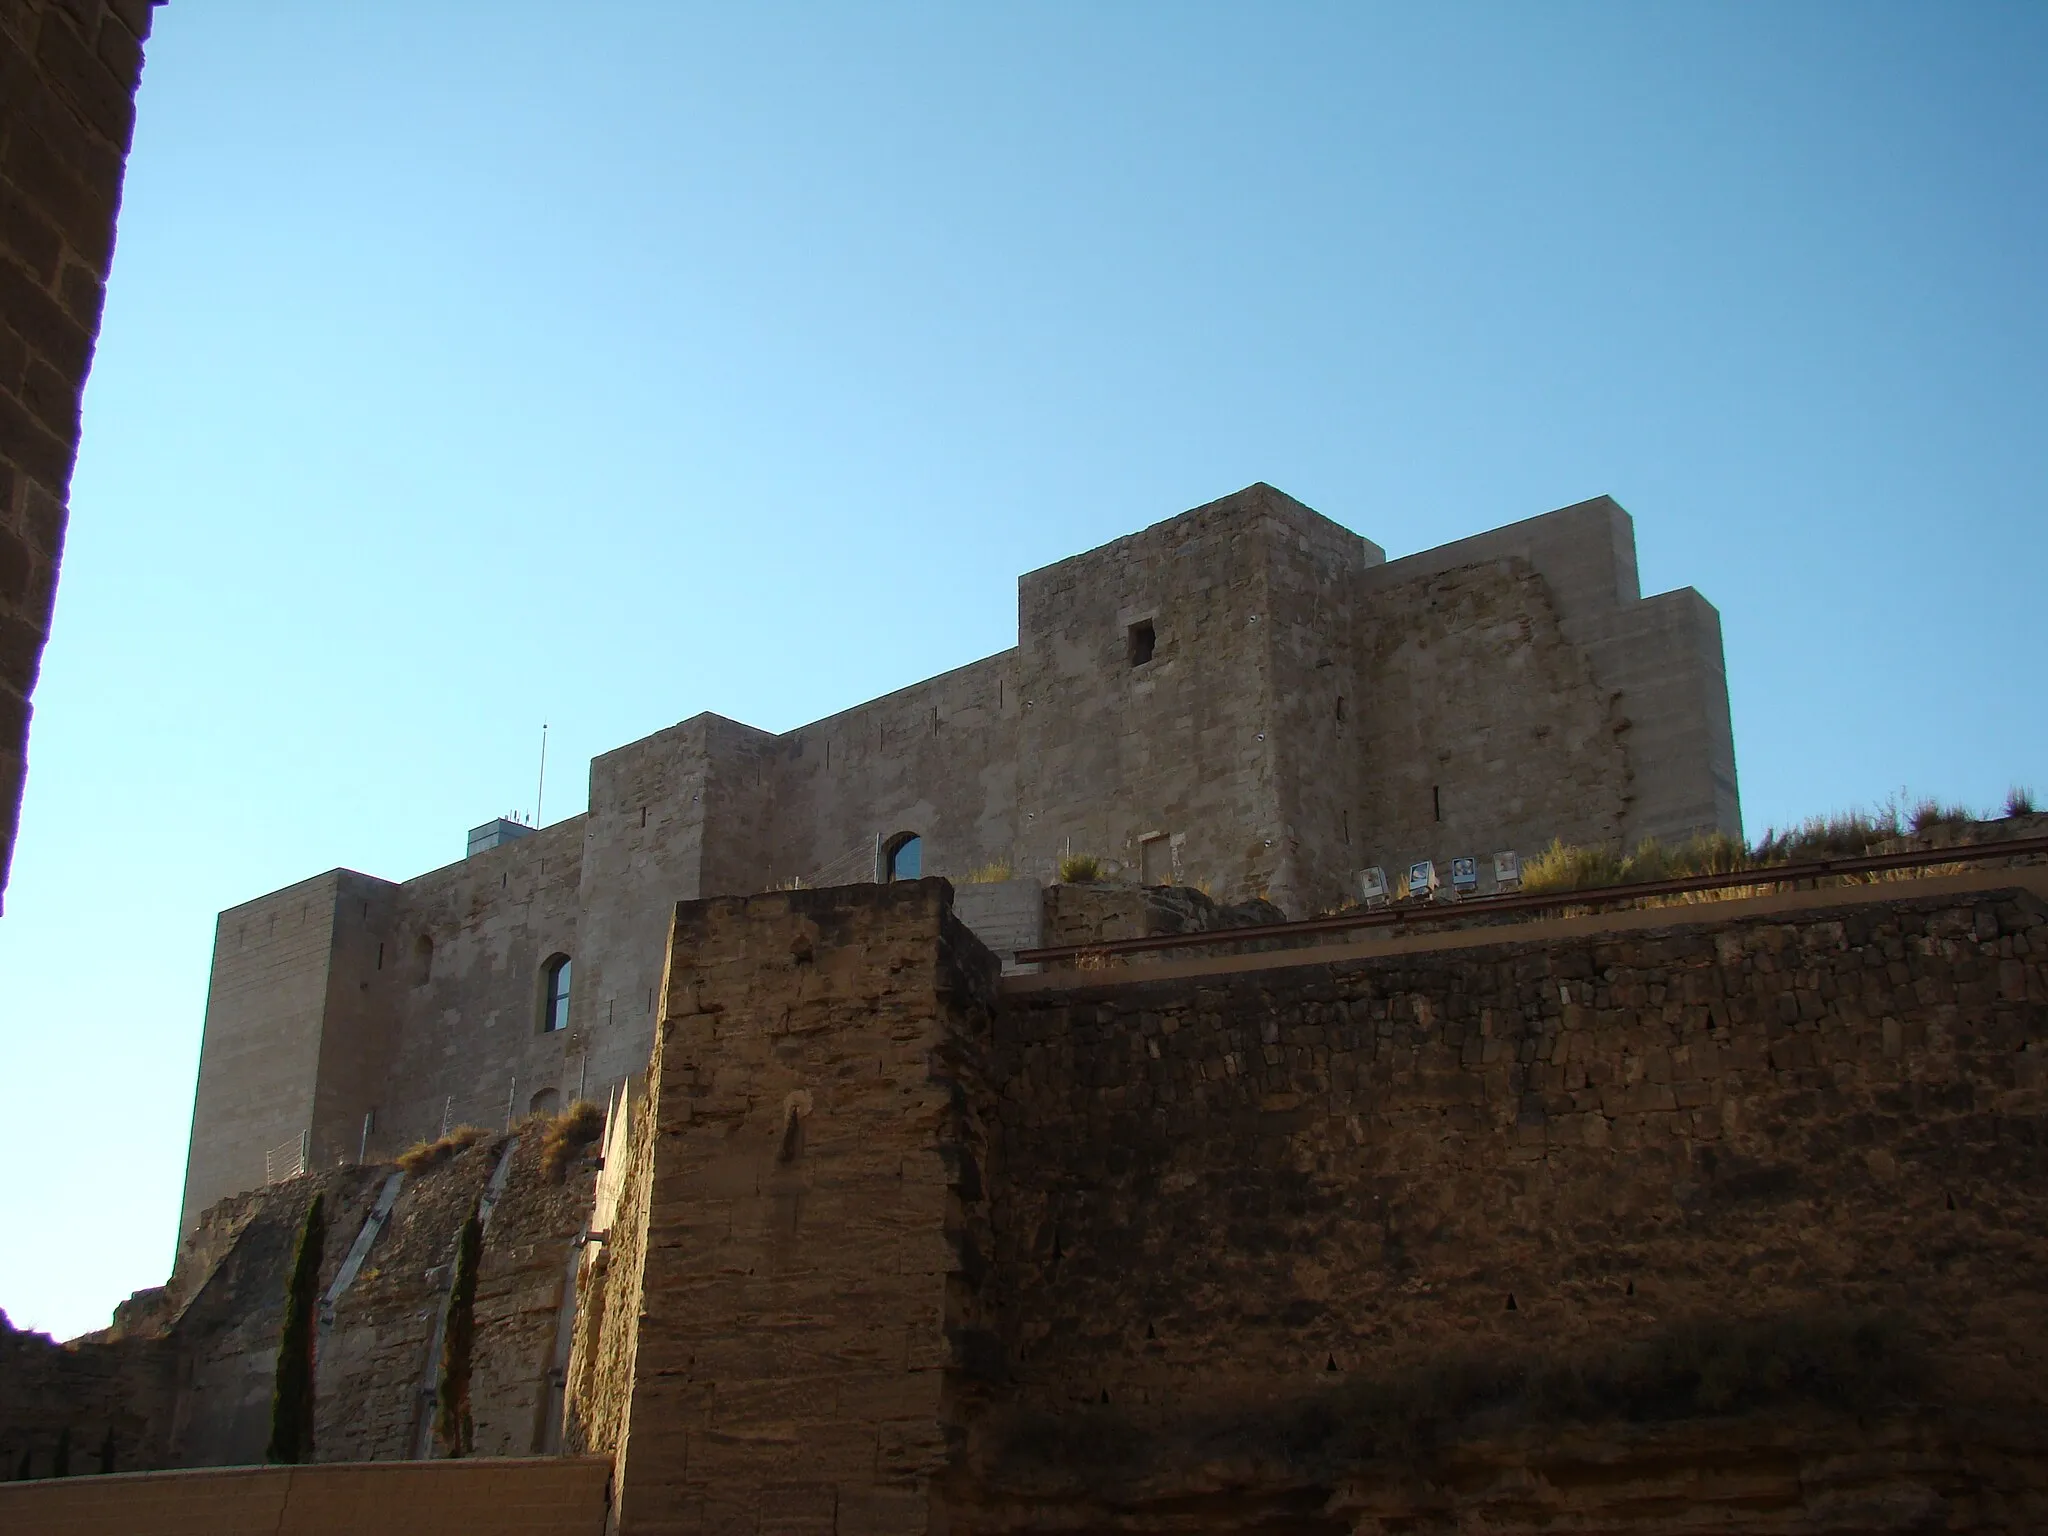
[1521,788,2027,898]
[1522,831,1747,895]
[265,1190,326,1464]
[434,1201,484,1458]
[396,1124,490,1174]
[1057,852,1106,883]
[540,1099,606,1181]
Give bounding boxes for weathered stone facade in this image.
[0,0,156,908]
[20,871,2048,1532]
[180,484,1740,1238]
[4,1121,601,1477]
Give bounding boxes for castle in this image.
[179,481,1739,1236]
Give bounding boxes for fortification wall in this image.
[566,880,1000,1535]
[182,873,382,1236]
[1359,493,1740,851]
[951,884,2048,1529]
[763,650,1019,891]
[1352,557,1631,885]
[381,815,590,1152]
[179,484,1748,1233]
[1014,485,1374,910]
[0,0,154,906]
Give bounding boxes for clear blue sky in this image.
[3,3,2043,1339]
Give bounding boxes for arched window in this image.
[541,954,572,1033]
[528,1087,561,1117]
[884,833,921,881]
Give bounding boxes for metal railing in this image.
[1013,833,2048,968]
[264,1131,308,1184]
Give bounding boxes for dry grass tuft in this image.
[395,1124,490,1174]
[540,1100,606,1180]
[1058,852,1107,883]
[2004,785,2036,818]
[963,858,1016,884]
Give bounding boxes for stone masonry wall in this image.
[956,886,2048,1530]
[1353,557,1631,888]
[0,0,155,907]
[14,1122,597,1474]
[567,880,1000,1535]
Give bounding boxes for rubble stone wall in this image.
[957,885,2048,1530]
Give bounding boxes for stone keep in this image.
[180,482,1740,1233]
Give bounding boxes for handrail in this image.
[1012,833,2048,966]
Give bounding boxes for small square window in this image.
[1127,620,1156,668]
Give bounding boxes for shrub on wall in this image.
[434,1201,484,1457]
[541,1101,605,1181]
[266,1191,326,1464]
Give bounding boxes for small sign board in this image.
[1450,856,1479,893]
[1407,860,1438,899]
[1359,865,1390,906]
[1494,850,1521,892]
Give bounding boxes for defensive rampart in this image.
[956,876,2048,1529]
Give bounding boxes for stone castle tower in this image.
[179,482,1738,1233]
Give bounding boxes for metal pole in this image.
[535,722,549,827]
[506,1075,517,1130]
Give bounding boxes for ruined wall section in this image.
[0,1313,174,1480]
[1352,557,1631,883]
[582,881,1000,1535]
[23,1129,599,1473]
[763,650,1019,892]
[0,0,155,906]
[381,816,589,1153]
[960,887,2048,1528]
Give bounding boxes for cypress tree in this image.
[16,1446,32,1480]
[51,1428,69,1477]
[433,1201,484,1457]
[98,1427,116,1474]
[266,1191,326,1463]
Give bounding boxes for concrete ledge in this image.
[1001,866,2048,994]
[0,1456,612,1536]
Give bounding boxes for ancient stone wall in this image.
[566,880,1000,1534]
[181,485,1745,1236]
[0,0,154,908]
[0,1312,173,1479]
[381,815,591,1153]
[1352,557,1632,886]
[956,885,2048,1529]
[761,652,1019,892]
[181,872,386,1236]
[1358,493,1740,850]
[16,1120,598,1475]
[1013,485,1380,913]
